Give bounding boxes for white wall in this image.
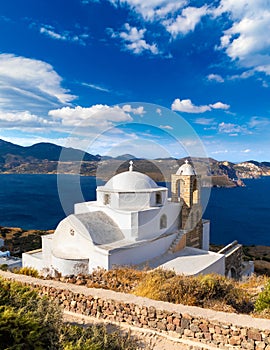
[88,248,109,272]
[202,220,210,251]
[118,192,150,210]
[195,254,225,276]
[52,216,94,259]
[108,232,177,267]
[22,251,45,271]
[137,202,180,240]
[51,255,89,276]
[75,198,181,241]
[42,234,53,266]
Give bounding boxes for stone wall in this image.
[218,241,243,279]
[1,270,270,349]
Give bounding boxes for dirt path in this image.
[63,311,218,350]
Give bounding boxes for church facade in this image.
[23,161,252,278]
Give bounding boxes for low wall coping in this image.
[1,270,269,331]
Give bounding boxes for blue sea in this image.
[0,174,269,246]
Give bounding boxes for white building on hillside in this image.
[23,161,250,278]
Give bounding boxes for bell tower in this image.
[171,160,203,249]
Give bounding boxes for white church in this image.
[23,161,252,278]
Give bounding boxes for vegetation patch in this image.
[0,277,139,350]
[255,279,270,315]
[46,267,258,314]
[133,269,253,313]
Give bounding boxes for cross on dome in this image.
[185,159,189,164]
[129,160,134,172]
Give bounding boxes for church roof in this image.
[103,170,159,192]
[75,211,124,245]
[52,211,125,259]
[176,160,196,176]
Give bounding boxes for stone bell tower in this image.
[171,160,203,249]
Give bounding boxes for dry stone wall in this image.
[1,270,270,349]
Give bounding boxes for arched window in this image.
[230,267,237,279]
[103,193,110,205]
[156,192,162,205]
[160,214,167,229]
[193,178,199,204]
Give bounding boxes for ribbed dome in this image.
[104,171,158,191]
[176,161,196,176]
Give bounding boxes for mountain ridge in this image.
[0,139,270,187]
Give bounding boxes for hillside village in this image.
[1,139,270,187]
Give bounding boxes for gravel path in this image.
[63,311,218,350]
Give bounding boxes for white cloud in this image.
[159,124,173,130]
[171,98,230,114]
[40,25,88,46]
[0,110,56,128]
[0,102,144,135]
[0,54,75,110]
[48,104,135,128]
[194,118,215,125]
[218,122,250,135]
[210,102,230,110]
[163,6,208,37]
[171,98,211,113]
[122,104,145,115]
[109,0,186,21]
[81,82,111,93]
[156,108,162,115]
[216,0,270,75]
[248,116,270,129]
[207,74,224,83]
[111,23,159,55]
[241,149,251,153]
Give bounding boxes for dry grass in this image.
[133,270,253,313]
[10,265,270,318]
[60,267,145,293]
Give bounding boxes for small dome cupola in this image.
[104,161,158,192]
[96,160,167,210]
[176,160,196,176]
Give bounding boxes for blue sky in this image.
[0,0,270,161]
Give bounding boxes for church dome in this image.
[104,171,158,191]
[176,160,196,176]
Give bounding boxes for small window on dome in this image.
[103,193,111,205]
[156,192,162,205]
[160,214,167,229]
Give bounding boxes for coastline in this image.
[0,171,252,188]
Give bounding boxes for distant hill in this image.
[0,139,99,162]
[0,139,270,187]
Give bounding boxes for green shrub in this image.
[0,264,8,271]
[60,324,137,350]
[0,277,140,349]
[0,277,62,349]
[255,279,270,312]
[0,306,45,350]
